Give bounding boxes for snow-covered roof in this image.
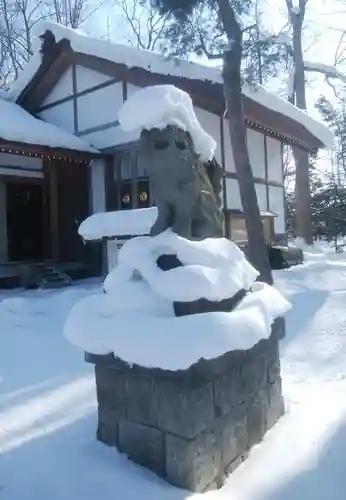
[0,95,98,154]
[8,21,334,150]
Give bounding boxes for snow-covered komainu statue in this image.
[118,84,224,241]
[139,125,224,240]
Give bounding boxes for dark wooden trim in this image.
[115,156,122,208]
[87,160,93,216]
[122,80,127,101]
[224,171,284,188]
[37,76,120,113]
[17,38,72,110]
[72,61,78,133]
[22,46,74,112]
[104,155,115,211]
[42,161,51,259]
[264,135,270,210]
[131,151,138,209]
[0,139,99,162]
[77,120,120,137]
[47,159,60,262]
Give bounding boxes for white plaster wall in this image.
[255,183,268,211]
[90,158,106,213]
[39,101,75,133]
[225,177,242,210]
[247,129,266,179]
[223,119,235,173]
[75,65,112,93]
[269,185,285,233]
[82,126,140,150]
[127,83,142,99]
[42,67,73,106]
[225,177,268,213]
[195,107,222,165]
[267,137,283,184]
[0,179,8,262]
[77,82,123,132]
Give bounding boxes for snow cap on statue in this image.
[118,84,216,162]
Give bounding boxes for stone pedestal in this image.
[86,318,285,492]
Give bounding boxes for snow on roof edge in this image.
[0,96,99,154]
[8,21,334,149]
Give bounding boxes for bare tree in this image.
[0,0,103,87]
[112,0,170,51]
[49,0,106,29]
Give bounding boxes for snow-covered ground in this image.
[0,249,346,499]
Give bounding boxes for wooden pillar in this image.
[48,159,60,263]
[42,161,51,260]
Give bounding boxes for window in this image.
[120,181,132,210]
[110,151,151,210]
[137,179,150,208]
[229,215,274,244]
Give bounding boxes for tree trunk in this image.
[294,147,312,243]
[290,0,313,245]
[218,0,272,284]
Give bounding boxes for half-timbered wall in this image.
[39,101,75,133]
[42,67,74,105]
[34,63,286,239]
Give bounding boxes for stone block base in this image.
[87,318,285,492]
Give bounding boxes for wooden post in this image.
[48,159,60,263]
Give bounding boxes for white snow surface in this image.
[1,244,346,498]
[118,85,216,162]
[64,230,290,369]
[0,95,97,153]
[8,20,334,149]
[79,207,157,240]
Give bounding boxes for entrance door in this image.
[6,182,45,262]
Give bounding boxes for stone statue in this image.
[139,126,224,240]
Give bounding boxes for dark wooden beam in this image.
[0,138,100,162]
[19,40,74,112]
[47,159,60,262]
[37,76,121,113]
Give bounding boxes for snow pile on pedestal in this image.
[64,230,290,371]
[118,85,216,162]
[78,207,157,241]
